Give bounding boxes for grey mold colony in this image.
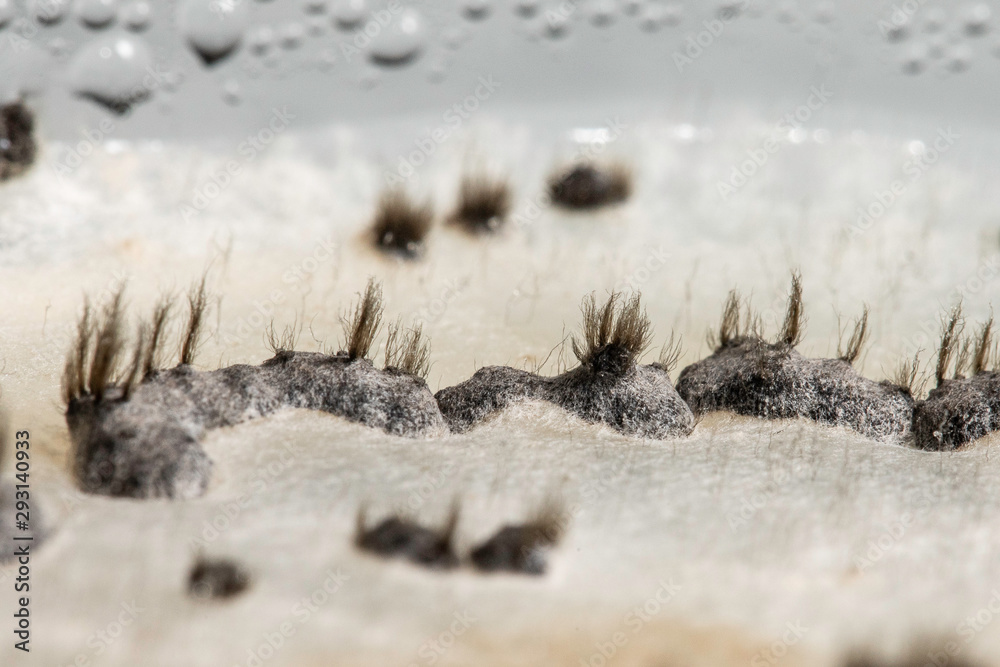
[912,309,1000,451]
[548,162,632,210]
[0,102,37,181]
[69,353,447,498]
[64,279,446,499]
[435,293,695,438]
[436,363,694,438]
[676,276,914,443]
[913,372,1000,451]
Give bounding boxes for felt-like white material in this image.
[2,114,1000,666]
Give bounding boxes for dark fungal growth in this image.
[0,101,37,181]
[912,307,1000,451]
[371,189,433,259]
[64,278,447,499]
[676,273,914,442]
[449,172,512,233]
[434,291,694,438]
[188,557,251,601]
[355,507,459,570]
[843,644,985,667]
[384,319,431,379]
[469,503,564,575]
[548,162,632,210]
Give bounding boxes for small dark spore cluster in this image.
[548,162,632,210]
[188,557,252,601]
[0,102,37,181]
[356,503,565,576]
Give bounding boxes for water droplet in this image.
[122,1,150,30]
[775,2,800,24]
[369,8,426,66]
[963,4,991,37]
[333,0,367,28]
[927,34,946,58]
[304,0,327,13]
[620,0,643,17]
[638,4,664,31]
[278,21,305,48]
[442,25,469,49]
[427,57,447,82]
[900,42,927,74]
[0,0,16,27]
[546,11,571,38]
[48,36,73,57]
[717,2,744,21]
[813,1,834,24]
[946,43,973,71]
[662,3,682,26]
[884,18,909,43]
[513,0,538,17]
[68,32,155,113]
[922,8,945,34]
[221,78,241,105]
[316,48,337,71]
[588,0,616,27]
[307,15,326,36]
[178,0,248,65]
[358,69,381,89]
[77,0,118,28]
[248,26,275,55]
[463,0,491,20]
[31,0,71,25]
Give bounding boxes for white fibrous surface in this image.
[2,111,1000,666]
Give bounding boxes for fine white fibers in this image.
[3,110,1000,666]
